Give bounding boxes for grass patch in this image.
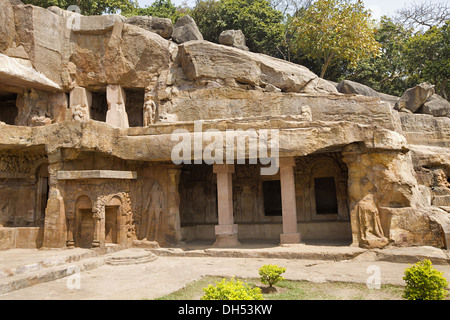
[155,276,405,300]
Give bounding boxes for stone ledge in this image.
[57,170,137,180]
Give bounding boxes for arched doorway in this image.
[105,196,122,244]
[74,195,94,248]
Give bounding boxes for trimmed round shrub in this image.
[258,264,286,288]
[201,277,263,300]
[403,259,449,300]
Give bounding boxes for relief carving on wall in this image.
[356,194,389,248]
[0,154,46,176]
[141,181,165,241]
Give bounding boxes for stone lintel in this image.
[57,170,137,180]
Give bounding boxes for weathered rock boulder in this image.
[178,40,337,94]
[4,45,30,60]
[0,54,61,91]
[13,4,65,85]
[219,30,249,51]
[69,23,171,88]
[395,82,435,113]
[172,15,203,44]
[337,80,379,97]
[72,14,126,35]
[336,80,400,107]
[378,92,400,108]
[399,113,450,148]
[0,0,16,53]
[421,94,450,117]
[125,16,173,39]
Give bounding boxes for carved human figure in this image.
[356,194,389,248]
[143,99,157,126]
[72,104,89,121]
[144,182,165,241]
[301,105,312,121]
[28,110,53,126]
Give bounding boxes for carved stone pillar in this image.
[166,166,182,243]
[213,164,240,247]
[42,150,67,248]
[106,84,129,128]
[69,87,91,121]
[279,157,301,244]
[66,211,75,248]
[92,207,102,248]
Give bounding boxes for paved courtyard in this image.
[1,242,450,300]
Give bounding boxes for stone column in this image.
[166,166,182,243]
[50,92,70,123]
[92,207,102,248]
[69,87,92,121]
[42,150,67,248]
[213,164,240,247]
[66,211,75,248]
[106,84,129,128]
[279,157,301,244]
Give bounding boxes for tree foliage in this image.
[129,0,184,22]
[404,20,450,99]
[290,0,380,78]
[395,0,450,32]
[21,0,137,15]
[189,0,284,56]
[344,16,414,96]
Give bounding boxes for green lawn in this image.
[155,276,405,300]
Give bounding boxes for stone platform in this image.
[148,240,450,265]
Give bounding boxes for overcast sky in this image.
[136,0,442,20]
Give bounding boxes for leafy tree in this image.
[395,0,450,32]
[189,0,284,56]
[404,20,450,99]
[290,0,381,78]
[130,0,184,22]
[344,16,414,96]
[21,0,137,15]
[189,0,224,42]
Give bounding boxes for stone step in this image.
[0,247,156,295]
[0,249,99,279]
[0,256,104,295]
[0,245,123,280]
[147,245,366,261]
[105,248,157,265]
